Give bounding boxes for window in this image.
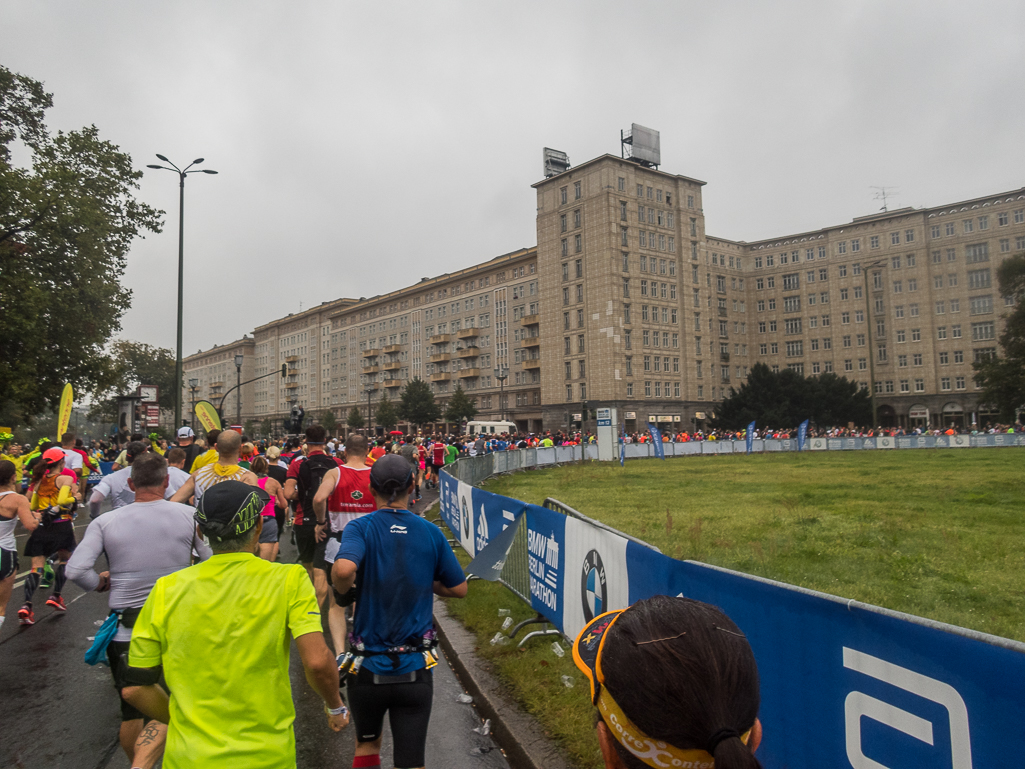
[949,298,960,313]
[911,328,921,342]
[972,321,996,341]
[786,341,803,357]
[783,296,801,313]
[577,308,584,328]
[844,359,853,372]
[906,229,915,242]
[968,269,991,289]
[563,312,570,330]
[932,250,942,264]
[913,353,923,366]
[915,378,925,392]
[870,235,879,249]
[1015,209,1025,224]
[963,219,974,234]
[891,232,900,245]
[956,376,966,390]
[784,318,802,334]
[574,181,581,200]
[900,379,910,393]
[770,342,779,354]
[560,187,568,205]
[894,305,904,318]
[965,243,989,263]
[969,295,993,315]
[952,324,962,339]
[843,335,852,348]
[623,305,631,324]
[618,177,625,192]
[621,228,629,247]
[576,284,583,303]
[898,354,908,367]
[620,201,627,221]
[909,303,919,317]
[939,351,949,365]
[782,273,800,290]
[838,241,847,255]
[947,248,957,262]
[896,329,906,343]
[855,310,864,323]
[937,326,947,340]
[623,279,630,298]
[564,337,570,355]
[851,239,861,252]
[840,287,849,301]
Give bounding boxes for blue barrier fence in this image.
[438,447,1025,769]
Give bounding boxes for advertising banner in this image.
[194,400,222,432]
[57,383,73,439]
[746,421,755,454]
[647,423,665,459]
[798,419,809,451]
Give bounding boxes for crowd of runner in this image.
[10,415,979,766]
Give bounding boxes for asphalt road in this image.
[1,489,509,769]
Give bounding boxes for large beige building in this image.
[182,336,255,427]
[184,147,1025,435]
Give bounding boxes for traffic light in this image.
[280,363,287,378]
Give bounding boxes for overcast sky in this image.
[4,1,1024,355]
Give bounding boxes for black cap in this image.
[194,480,270,539]
[370,454,413,494]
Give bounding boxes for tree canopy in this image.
[973,252,1025,420]
[398,377,440,428]
[346,406,365,430]
[319,409,337,434]
[444,385,477,424]
[0,65,163,417]
[713,363,871,430]
[88,341,176,421]
[374,396,398,431]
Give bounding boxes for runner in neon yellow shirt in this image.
[124,481,348,768]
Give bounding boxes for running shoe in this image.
[18,604,34,625]
[40,561,55,589]
[46,596,67,612]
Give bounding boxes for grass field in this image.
[481,449,1025,642]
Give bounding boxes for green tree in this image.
[0,66,163,417]
[398,377,441,429]
[444,385,477,424]
[375,397,398,432]
[714,363,870,430]
[973,252,1025,421]
[260,418,273,437]
[88,341,177,421]
[319,409,338,434]
[346,406,365,431]
[243,419,255,436]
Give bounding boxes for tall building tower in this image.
[533,130,710,434]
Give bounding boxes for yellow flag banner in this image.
[194,400,222,433]
[57,383,74,439]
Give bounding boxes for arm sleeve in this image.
[128,583,164,668]
[335,518,366,565]
[65,519,103,591]
[434,527,467,588]
[287,566,326,639]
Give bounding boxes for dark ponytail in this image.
[601,595,762,769]
[0,460,15,487]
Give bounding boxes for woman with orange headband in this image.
[573,595,763,769]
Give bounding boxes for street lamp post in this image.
[146,155,218,432]
[234,354,244,427]
[862,259,888,429]
[365,387,375,435]
[188,378,199,426]
[493,366,509,421]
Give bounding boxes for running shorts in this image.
[23,521,76,558]
[259,516,279,544]
[313,532,342,573]
[108,639,169,722]
[0,547,17,580]
[347,666,433,767]
[293,524,317,565]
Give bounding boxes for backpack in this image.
[297,454,338,524]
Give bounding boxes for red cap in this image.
[41,447,66,465]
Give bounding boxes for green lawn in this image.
[481,450,1025,642]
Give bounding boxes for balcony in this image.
[521,358,541,370]
[720,352,731,363]
[284,355,298,363]
[457,346,480,359]
[718,307,728,317]
[429,334,451,345]
[284,382,298,390]
[429,353,451,364]
[209,380,225,387]
[519,314,539,326]
[362,365,380,374]
[383,344,401,354]
[383,360,401,371]
[362,347,379,358]
[457,368,480,379]
[286,366,298,376]
[456,327,479,339]
[383,379,402,388]
[520,335,540,348]
[430,372,451,382]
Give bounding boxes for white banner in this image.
[560,516,631,641]
[457,480,476,557]
[876,436,895,449]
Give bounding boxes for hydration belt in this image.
[337,629,440,686]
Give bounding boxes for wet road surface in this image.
[1,489,509,769]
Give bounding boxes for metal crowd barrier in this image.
[440,432,1023,646]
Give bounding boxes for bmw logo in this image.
[461,497,471,540]
[581,549,607,622]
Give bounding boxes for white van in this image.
[465,420,517,435]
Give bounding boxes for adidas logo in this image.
[390,525,408,534]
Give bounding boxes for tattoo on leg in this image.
[137,723,161,747]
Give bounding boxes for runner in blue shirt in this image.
[331,454,467,769]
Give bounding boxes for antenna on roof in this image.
[871,186,898,212]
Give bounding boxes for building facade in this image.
[183,149,1025,434]
[181,336,255,428]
